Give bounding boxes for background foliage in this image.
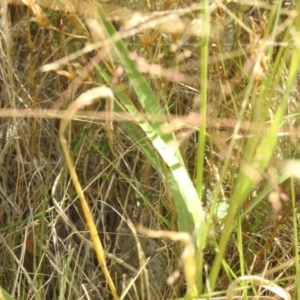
[0,0,300,299]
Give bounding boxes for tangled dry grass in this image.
[0,0,300,299]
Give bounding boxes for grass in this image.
[1,0,300,299]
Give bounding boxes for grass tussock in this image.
[0,0,300,299]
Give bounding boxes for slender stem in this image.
[196,0,210,293]
[59,87,119,300]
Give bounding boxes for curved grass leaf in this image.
[0,287,15,300]
[96,4,206,237]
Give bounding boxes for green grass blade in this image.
[95,6,206,236]
[0,286,15,300]
[208,26,300,290]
